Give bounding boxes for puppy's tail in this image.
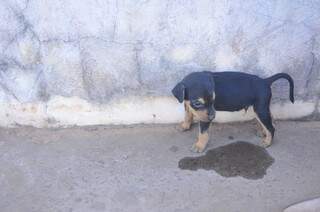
[265,73,294,103]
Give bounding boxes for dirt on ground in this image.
[0,121,319,212]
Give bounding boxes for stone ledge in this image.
[0,96,317,128]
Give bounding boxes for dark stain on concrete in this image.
[170,145,179,152]
[179,141,274,179]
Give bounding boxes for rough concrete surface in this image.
[1,121,320,212]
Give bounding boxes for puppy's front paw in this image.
[255,129,266,138]
[262,140,271,148]
[190,142,206,153]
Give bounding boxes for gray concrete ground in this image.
[0,121,320,212]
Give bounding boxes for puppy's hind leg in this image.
[254,107,275,147]
[254,114,267,138]
[180,101,193,131]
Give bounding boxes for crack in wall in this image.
[134,41,144,86]
[305,52,315,90]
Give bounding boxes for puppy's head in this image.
[172,71,216,122]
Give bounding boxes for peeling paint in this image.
[0,102,47,127]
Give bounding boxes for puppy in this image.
[172,71,294,152]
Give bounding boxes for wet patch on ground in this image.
[179,141,274,179]
[169,145,179,152]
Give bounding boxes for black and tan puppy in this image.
[172,71,294,152]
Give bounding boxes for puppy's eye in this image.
[192,101,205,109]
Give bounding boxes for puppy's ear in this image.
[172,82,185,103]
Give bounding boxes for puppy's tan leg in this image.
[255,117,266,138]
[180,101,193,131]
[255,113,273,147]
[191,121,211,153]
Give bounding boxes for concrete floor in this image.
[0,121,320,212]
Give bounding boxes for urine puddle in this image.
[179,141,274,179]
